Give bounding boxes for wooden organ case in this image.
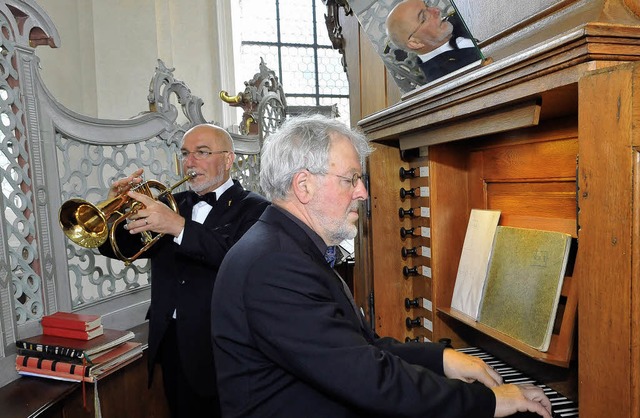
[353,2,640,417]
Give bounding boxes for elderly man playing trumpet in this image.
[99,124,269,418]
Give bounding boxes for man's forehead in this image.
[183,129,228,148]
[328,133,361,165]
[403,0,425,15]
[182,135,218,148]
[328,132,353,149]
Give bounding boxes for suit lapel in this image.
[261,206,372,336]
[176,191,194,216]
[203,181,244,225]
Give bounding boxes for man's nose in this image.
[353,177,368,200]
[182,153,197,165]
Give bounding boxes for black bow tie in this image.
[186,191,216,206]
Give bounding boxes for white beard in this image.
[189,171,224,193]
[313,203,360,245]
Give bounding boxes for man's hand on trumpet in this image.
[108,168,144,199]
[124,190,186,238]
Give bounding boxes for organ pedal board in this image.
[457,347,578,417]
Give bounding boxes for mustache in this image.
[348,201,364,212]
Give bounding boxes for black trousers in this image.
[157,319,221,418]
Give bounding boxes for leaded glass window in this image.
[235,0,350,124]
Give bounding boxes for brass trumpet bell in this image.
[59,195,128,248]
[59,172,196,264]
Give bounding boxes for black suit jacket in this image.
[418,13,482,83]
[212,205,495,417]
[418,47,480,83]
[100,180,269,397]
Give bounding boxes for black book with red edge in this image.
[16,328,135,361]
[16,341,143,383]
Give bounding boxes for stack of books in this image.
[15,312,142,383]
[41,311,104,340]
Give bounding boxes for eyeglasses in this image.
[178,150,229,161]
[327,172,364,188]
[407,6,429,41]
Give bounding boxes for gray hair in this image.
[260,115,373,201]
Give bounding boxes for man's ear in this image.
[224,151,236,171]
[406,37,423,51]
[292,170,313,204]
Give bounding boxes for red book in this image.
[16,341,143,383]
[41,312,101,331]
[43,325,104,341]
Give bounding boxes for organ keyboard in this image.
[457,347,579,418]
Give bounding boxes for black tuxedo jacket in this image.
[100,180,269,397]
[212,205,495,417]
[418,13,482,83]
[418,47,480,83]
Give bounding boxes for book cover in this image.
[17,355,142,383]
[43,325,104,341]
[41,311,102,331]
[16,342,143,383]
[451,209,501,320]
[478,226,572,352]
[17,347,87,365]
[16,328,135,360]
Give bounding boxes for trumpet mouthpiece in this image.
[187,171,197,178]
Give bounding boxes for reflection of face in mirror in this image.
[387,1,455,52]
[386,0,482,85]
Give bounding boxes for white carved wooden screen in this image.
[0,0,261,387]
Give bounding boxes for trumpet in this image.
[59,171,196,265]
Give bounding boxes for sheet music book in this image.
[478,226,572,352]
[451,209,501,320]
